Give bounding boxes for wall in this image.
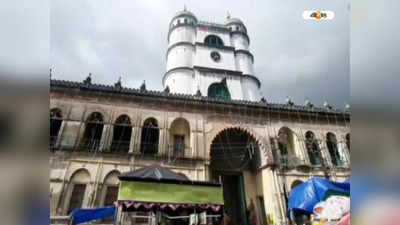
[50,91,350,224]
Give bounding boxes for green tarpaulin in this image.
[118,181,223,205]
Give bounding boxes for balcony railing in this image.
[279,154,307,168]
[109,140,130,153]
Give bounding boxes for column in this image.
[100,124,111,151]
[129,126,138,153]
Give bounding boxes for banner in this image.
[118,181,223,205]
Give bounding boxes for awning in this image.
[117,165,224,212]
[118,201,222,212]
[288,177,350,214]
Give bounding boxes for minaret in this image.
[163,9,261,101]
[163,8,197,95]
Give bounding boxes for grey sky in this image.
[50,0,349,108]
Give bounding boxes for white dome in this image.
[174,9,197,20]
[225,18,245,26]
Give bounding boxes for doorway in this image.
[221,174,248,225]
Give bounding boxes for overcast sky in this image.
[50,0,349,108]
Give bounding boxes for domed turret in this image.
[168,7,197,32]
[174,9,197,20]
[225,17,247,34]
[164,8,197,95]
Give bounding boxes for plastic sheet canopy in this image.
[288,177,350,214]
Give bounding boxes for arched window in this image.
[326,133,343,166]
[50,108,62,150]
[66,169,90,214]
[99,171,120,222]
[169,118,190,157]
[204,35,224,48]
[346,133,350,152]
[208,82,231,100]
[278,127,295,165]
[305,131,322,166]
[110,115,132,153]
[140,118,159,154]
[81,112,104,152]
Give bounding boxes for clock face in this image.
[210,51,221,62]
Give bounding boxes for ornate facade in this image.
[50,9,350,225]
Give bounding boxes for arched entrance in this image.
[210,128,261,225]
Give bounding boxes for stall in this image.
[117,165,224,225]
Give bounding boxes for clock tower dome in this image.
[163,9,261,101]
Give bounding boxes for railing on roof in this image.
[197,20,227,29]
[50,79,350,115]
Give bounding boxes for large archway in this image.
[210,127,261,225]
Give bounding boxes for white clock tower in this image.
[163,9,261,101]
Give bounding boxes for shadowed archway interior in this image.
[210,128,261,225]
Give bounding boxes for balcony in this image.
[278,154,307,169]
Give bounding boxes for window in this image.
[326,133,343,166]
[140,118,159,154]
[204,35,224,48]
[81,112,104,152]
[111,115,132,153]
[207,82,231,100]
[169,118,190,157]
[68,184,86,214]
[174,135,185,157]
[278,127,295,165]
[50,108,62,150]
[104,186,118,206]
[305,131,322,166]
[184,18,187,24]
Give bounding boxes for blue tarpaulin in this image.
[288,177,350,215]
[70,206,116,225]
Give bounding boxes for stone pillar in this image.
[55,121,67,148]
[190,131,196,158]
[59,121,83,150]
[293,134,307,163]
[158,128,166,156]
[261,169,285,225]
[135,126,142,153]
[319,136,333,168]
[338,142,349,166]
[129,126,138,153]
[100,124,111,151]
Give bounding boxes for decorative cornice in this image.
[193,66,243,76]
[195,42,235,51]
[50,79,350,117]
